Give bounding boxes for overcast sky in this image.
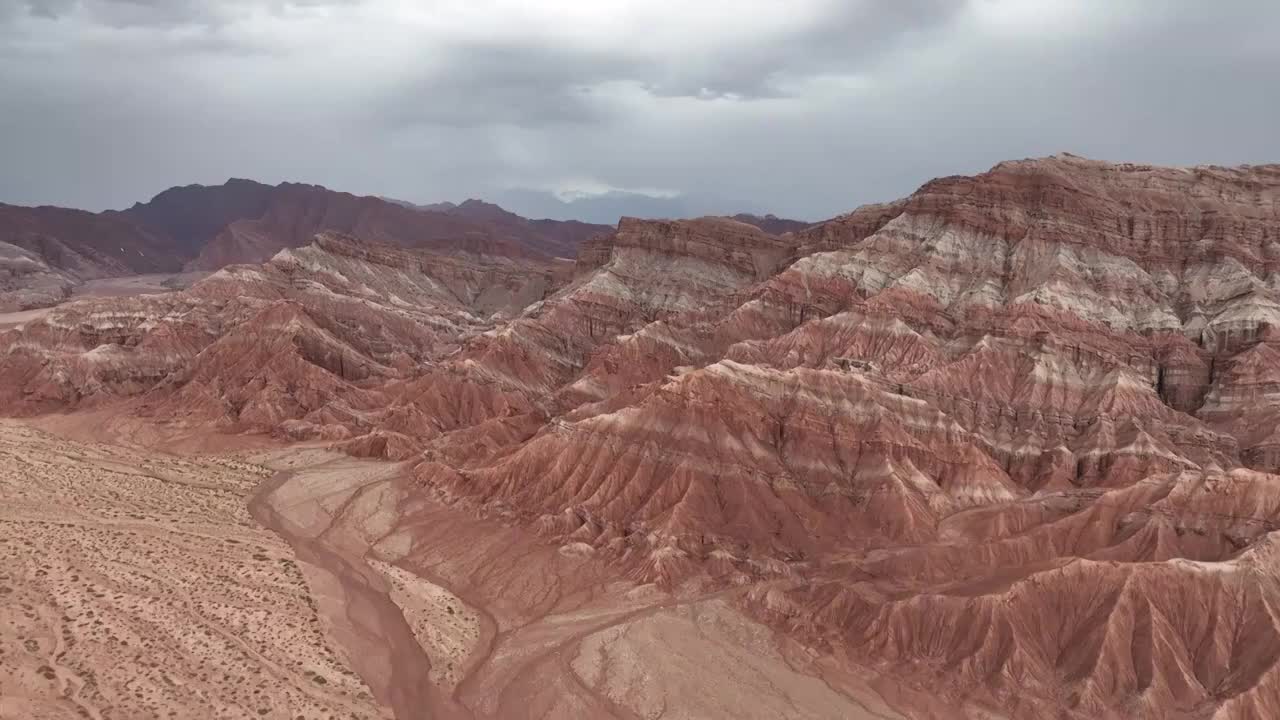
[1,1,1277,221]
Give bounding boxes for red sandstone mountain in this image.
[395,197,609,258]
[0,181,609,311]
[113,177,280,258]
[181,183,611,270]
[4,154,1280,719]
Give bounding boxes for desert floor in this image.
[0,421,386,719]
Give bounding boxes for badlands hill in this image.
[0,180,611,312]
[3,153,1280,719]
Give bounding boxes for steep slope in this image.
[421,360,1018,580]
[410,155,1280,718]
[458,216,800,398]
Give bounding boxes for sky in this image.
[0,1,1278,222]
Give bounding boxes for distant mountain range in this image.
[0,179,810,312]
[491,188,702,225]
[485,188,812,228]
[0,181,607,311]
[386,193,814,232]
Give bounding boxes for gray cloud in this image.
[11,0,359,27]
[376,0,965,130]
[0,1,1277,222]
[639,0,965,100]
[381,43,636,128]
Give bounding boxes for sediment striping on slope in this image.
[5,154,1280,718]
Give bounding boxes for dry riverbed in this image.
[0,420,905,719]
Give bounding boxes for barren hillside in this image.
[5,155,1280,719]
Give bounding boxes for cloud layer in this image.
[2,0,1278,220]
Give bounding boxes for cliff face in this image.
[4,155,1280,719]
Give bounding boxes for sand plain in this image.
[0,421,385,720]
